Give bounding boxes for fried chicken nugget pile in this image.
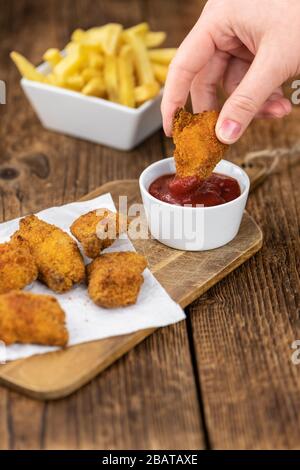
[0,238,38,294]
[0,291,68,346]
[70,209,127,259]
[13,215,85,293]
[173,109,228,179]
[87,252,147,308]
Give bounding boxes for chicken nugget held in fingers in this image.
[87,252,147,308]
[70,209,127,259]
[13,215,85,293]
[0,237,38,294]
[173,109,228,179]
[0,291,68,346]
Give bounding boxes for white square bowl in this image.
[20,62,163,151]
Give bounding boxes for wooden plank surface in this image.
[0,0,205,450]
[0,0,299,450]
[186,112,300,450]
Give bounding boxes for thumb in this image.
[216,45,286,144]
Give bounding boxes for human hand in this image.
[161,0,300,143]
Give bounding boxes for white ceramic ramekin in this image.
[21,62,162,151]
[139,157,250,251]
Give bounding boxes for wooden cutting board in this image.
[0,160,267,400]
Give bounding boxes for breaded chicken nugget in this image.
[70,209,127,259]
[0,291,68,346]
[0,237,38,294]
[13,215,85,293]
[87,251,147,308]
[173,109,228,179]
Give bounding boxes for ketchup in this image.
[149,173,241,207]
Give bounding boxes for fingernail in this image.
[218,119,242,143]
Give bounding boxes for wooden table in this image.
[0,0,299,450]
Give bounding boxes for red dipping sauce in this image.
[149,173,241,207]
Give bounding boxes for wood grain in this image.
[0,179,262,400]
[186,110,300,450]
[0,0,204,450]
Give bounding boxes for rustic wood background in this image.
[0,0,299,450]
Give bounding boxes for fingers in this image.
[256,95,292,118]
[191,50,229,113]
[216,44,288,144]
[222,57,250,94]
[161,18,215,136]
[228,44,254,63]
[223,57,292,118]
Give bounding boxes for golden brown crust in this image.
[173,109,228,179]
[0,291,68,346]
[13,215,85,293]
[87,251,147,308]
[70,209,127,259]
[0,237,38,294]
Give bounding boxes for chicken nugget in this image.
[13,215,85,293]
[173,108,228,179]
[0,291,68,346]
[0,237,38,294]
[87,251,147,308]
[70,209,127,259]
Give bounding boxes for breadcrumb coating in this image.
[0,291,68,346]
[70,209,127,259]
[13,215,85,293]
[173,109,228,179]
[0,237,38,294]
[87,251,147,308]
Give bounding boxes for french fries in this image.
[88,51,104,69]
[73,24,122,55]
[81,68,102,83]
[82,76,106,97]
[10,52,46,82]
[104,55,119,102]
[43,48,62,67]
[71,29,86,43]
[152,63,168,85]
[145,31,166,48]
[100,23,123,55]
[118,45,135,107]
[10,22,177,108]
[148,48,177,64]
[134,82,160,106]
[125,22,149,36]
[64,75,85,91]
[123,30,155,86]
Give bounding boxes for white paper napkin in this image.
[0,193,185,361]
